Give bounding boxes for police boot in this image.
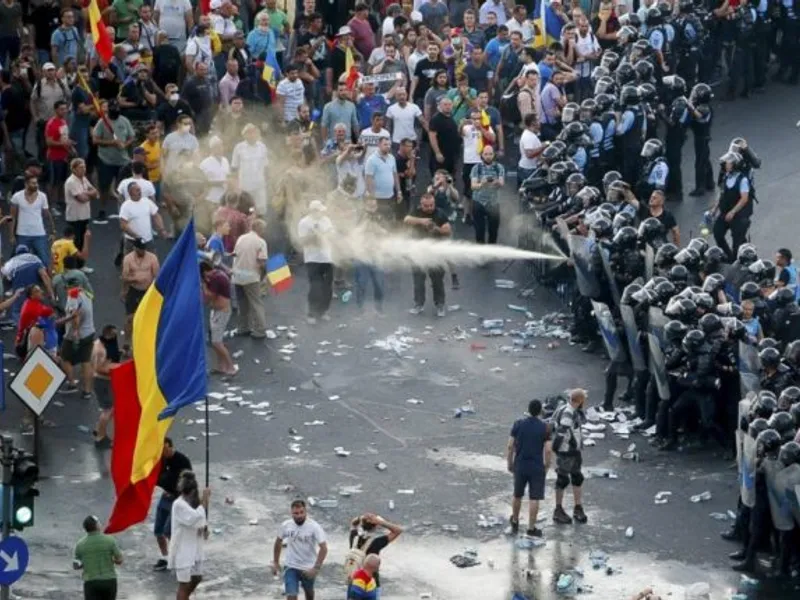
[659,436,679,451]
[688,188,705,197]
[582,339,601,353]
[553,505,573,525]
[731,541,757,573]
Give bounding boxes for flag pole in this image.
[204,396,210,489]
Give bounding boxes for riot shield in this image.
[778,463,800,527]
[722,263,750,302]
[591,300,628,363]
[647,333,670,401]
[555,217,571,250]
[620,305,646,371]
[738,341,761,395]
[600,246,622,307]
[648,306,669,346]
[764,458,795,531]
[741,434,757,508]
[569,234,601,298]
[644,244,655,280]
[736,394,755,469]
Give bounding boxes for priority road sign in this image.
[0,536,29,586]
[9,346,66,417]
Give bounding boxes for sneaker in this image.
[93,211,108,224]
[306,316,318,325]
[81,392,94,401]
[409,305,424,315]
[451,273,460,290]
[60,383,79,395]
[436,306,446,318]
[526,527,543,537]
[509,516,519,535]
[573,505,588,524]
[153,559,168,571]
[553,505,573,525]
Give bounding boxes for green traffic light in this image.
[15,506,32,525]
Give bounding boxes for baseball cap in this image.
[132,238,147,250]
[42,62,56,70]
[336,25,352,37]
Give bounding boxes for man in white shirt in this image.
[518,113,547,188]
[276,64,306,124]
[296,200,335,325]
[198,137,230,235]
[573,17,601,100]
[231,219,268,338]
[272,500,328,600]
[119,182,167,246]
[154,0,194,52]
[358,112,392,159]
[479,0,509,25]
[386,87,426,145]
[231,124,269,215]
[117,163,157,202]
[10,175,57,267]
[505,5,534,44]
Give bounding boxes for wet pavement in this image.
[3,86,800,599]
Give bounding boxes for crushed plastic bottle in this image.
[341,290,352,303]
[495,279,517,289]
[709,512,729,521]
[507,304,528,312]
[481,319,505,329]
[690,491,713,503]
[556,573,574,593]
[625,526,634,538]
[515,537,546,549]
[654,491,672,504]
[441,524,459,532]
[316,498,339,508]
[388,500,395,510]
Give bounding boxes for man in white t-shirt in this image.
[386,88,425,145]
[116,163,157,202]
[10,175,56,267]
[198,136,230,234]
[358,113,391,159]
[296,200,335,325]
[154,0,194,52]
[231,124,269,214]
[574,17,601,100]
[518,113,547,188]
[119,182,166,245]
[272,500,328,600]
[276,65,307,124]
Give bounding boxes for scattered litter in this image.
[449,549,479,568]
[587,432,606,439]
[583,439,596,447]
[328,395,340,401]
[728,509,737,520]
[304,420,325,426]
[507,304,529,313]
[585,406,601,422]
[626,443,636,452]
[690,491,713,503]
[208,392,226,400]
[589,550,609,569]
[225,497,234,505]
[654,491,672,504]
[266,330,278,339]
[338,485,363,497]
[397,489,415,494]
[388,500,395,510]
[709,512,730,521]
[185,436,198,442]
[495,279,517,289]
[288,386,297,392]
[219,474,232,481]
[447,304,461,311]
[375,462,388,471]
[248,519,259,526]
[442,524,459,532]
[232,350,244,359]
[470,343,486,351]
[406,398,424,405]
[685,582,711,600]
[368,327,423,355]
[584,467,618,479]
[288,443,301,453]
[737,574,759,593]
[625,526,634,538]
[52,400,64,407]
[515,537,546,550]
[419,594,432,600]
[334,446,350,457]
[481,319,505,329]
[609,450,622,458]
[476,515,504,528]
[510,313,572,342]
[583,422,607,431]
[490,367,503,373]
[316,499,339,508]
[556,573,575,594]
[77,425,90,433]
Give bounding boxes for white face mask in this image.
[169,93,179,103]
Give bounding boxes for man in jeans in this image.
[403,192,452,317]
[297,200,335,325]
[470,145,505,244]
[73,515,123,600]
[273,500,328,600]
[152,437,192,572]
[354,196,387,314]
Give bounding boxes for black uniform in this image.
[713,171,752,261]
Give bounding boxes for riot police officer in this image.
[752,0,772,91]
[713,151,753,261]
[594,93,617,177]
[660,76,691,201]
[760,347,794,394]
[637,139,669,201]
[645,7,669,79]
[615,85,646,185]
[649,318,688,441]
[770,287,800,344]
[688,83,715,197]
[774,0,800,84]
[729,0,758,99]
[560,122,589,175]
[675,0,705,87]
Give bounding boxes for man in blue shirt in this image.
[483,25,510,71]
[506,399,551,537]
[364,137,400,220]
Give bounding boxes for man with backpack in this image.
[345,513,403,596]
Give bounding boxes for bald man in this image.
[551,389,589,525]
[347,554,381,599]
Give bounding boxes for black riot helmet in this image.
[658,2,673,18]
[542,142,566,163]
[613,226,638,249]
[675,247,701,271]
[759,347,782,369]
[778,386,800,410]
[682,328,705,353]
[638,217,665,244]
[620,83,641,106]
[655,280,677,304]
[613,211,634,232]
[689,82,712,104]
[769,412,795,439]
[547,161,573,185]
[630,39,653,63]
[702,273,725,295]
[758,259,776,282]
[774,287,796,307]
[756,429,782,458]
[622,283,643,306]
[561,120,587,142]
[594,92,615,113]
[725,318,747,341]
[580,98,598,122]
[666,298,697,323]
[591,65,610,85]
[638,83,657,103]
[617,25,639,46]
[719,150,744,172]
[678,0,694,13]
[597,202,617,219]
[655,243,679,268]
[566,172,587,196]
[665,319,688,344]
[662,74,687,96]
[590,216,614,239]
[641,138,664,159]
[698,312,723,334]
[748,417,770,439]
[606,180,628,203]
[717,303,744,319]
[739,281,761,301]
[594,75,616,96]
[561,102,580,125]
[622,12,642,29]
[687,238,708,256]
[694,292,715,311]
[737,243,759,265]
[668,264,690,287]
[754,391,778,419]
[703,246,727,272]
[576,186,601,208]
[779,441,800,467]
[729,137,762,169]
[646,6,663,26]
[759,337,780,351]
[602,170,622,195]
[790,402,800,428]
[784,340,800,369]
[634,60,655,83]
[600,51,620,71]
[644,276,669,291]
[618,66,639,91]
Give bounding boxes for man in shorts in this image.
[506,399,551,537]
[120,238,159,340]
[153,438,192,571]
[199,261,236,376]
[90,325,120,449]
[61,285,96,400]
[552,389,589,525]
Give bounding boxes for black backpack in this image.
[500,86,533,125]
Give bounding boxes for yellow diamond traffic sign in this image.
[10,347,67,417]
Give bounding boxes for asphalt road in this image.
[1,85,800,600]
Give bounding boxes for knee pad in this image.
[556,472,571,490]
[571,471,585,488]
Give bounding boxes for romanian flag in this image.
[266,253,293,293]
[476,110,492,154]
[347,569,378,600]
[261,50,281,92]
[344,46,360,90]
[88,0,113,64]
[532,0,564,49]
[105,221,207,534]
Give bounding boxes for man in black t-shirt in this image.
[403,192,452,317]
[348,513,403,593]
[411,42,446,104]
[428,96,460,176]
[639,190,680,245]
[153,437,192,571]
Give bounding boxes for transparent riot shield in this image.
[620,305,646,371]
[741,434,757,508]
[764,458,795,531]
[738,341,761,395]
[591,300,628,363]
[600,246,622,307]
[569,234,601,298]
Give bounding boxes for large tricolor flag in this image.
[88,0,113,64]
[105,220,207,534]
[533,0,564,49]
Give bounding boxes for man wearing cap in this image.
[118,63,158,121]
[198,137,230,235]
[297,201,336,324]
[31,62,70,162]
[328,26,362,94]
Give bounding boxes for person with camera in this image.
[460,106,495,223]
[168,470,211,599]
[118,64,160,123]
[470,145,504,245]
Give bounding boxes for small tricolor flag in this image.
[266,254,293,293]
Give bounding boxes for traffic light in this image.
[11,452,38,531]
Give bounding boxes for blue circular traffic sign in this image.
[0,536,29,586]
